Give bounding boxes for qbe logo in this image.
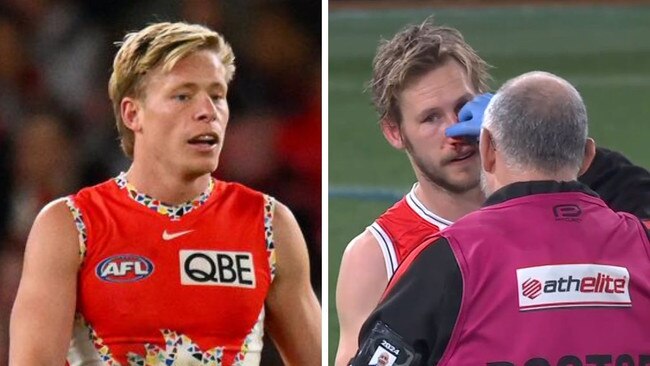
[180,250,256,288]
[96,254,154,283]
[516,264,631,311]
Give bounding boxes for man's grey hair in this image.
[482,71,588,174]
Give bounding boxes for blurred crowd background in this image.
[0,0,321,363]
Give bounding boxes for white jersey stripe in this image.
[368,223,399,279]
[406,184,452,229]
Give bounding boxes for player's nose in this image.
[444,111,469,143]
[195,94,217,123]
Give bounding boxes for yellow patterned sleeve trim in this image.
[64,196,87,264]
[263,194,276,280]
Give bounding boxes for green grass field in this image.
[328,5,650,364]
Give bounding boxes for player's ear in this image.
[380,117,405,150]
[121,97,143,132]
[578,137,596,176]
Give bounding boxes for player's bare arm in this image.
[264,201,321,365]
[335,231,390,366]
[9,198,80,365]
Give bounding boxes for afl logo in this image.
[96,254,154,283]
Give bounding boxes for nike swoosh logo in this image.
[162,229,194,241]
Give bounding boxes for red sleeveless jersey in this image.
[64,174,275,366]
[369,184,452,279]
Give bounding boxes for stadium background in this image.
[329,2,650,364]
[0,1,320,364]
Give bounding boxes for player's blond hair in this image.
[370,18,491,124]
[109,22,235,158]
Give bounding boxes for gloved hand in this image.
[445,93,494,139]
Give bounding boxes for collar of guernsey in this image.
[114,171,215,220]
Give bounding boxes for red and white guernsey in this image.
[368,184,452,279]
[64,173,276,366]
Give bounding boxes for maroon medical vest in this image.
[439,191,650,365]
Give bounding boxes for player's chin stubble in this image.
[404,138,479,194]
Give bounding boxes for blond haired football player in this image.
[11,22,321,366]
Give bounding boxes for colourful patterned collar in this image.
[114,172,214,220]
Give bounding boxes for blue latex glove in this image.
[445,93,494,138]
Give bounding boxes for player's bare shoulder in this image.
[21,197,82,275]
[337,229,390,319]
[271,200,297,231]
[38,197,76,222]
[10,197,81,364]
[271,201,308,254]
[264,199,322,365]
[340,229,387,282]
[267,198,315,295]
[335,230,392,366]
[29,198,83,260]
[269,199,316,283]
